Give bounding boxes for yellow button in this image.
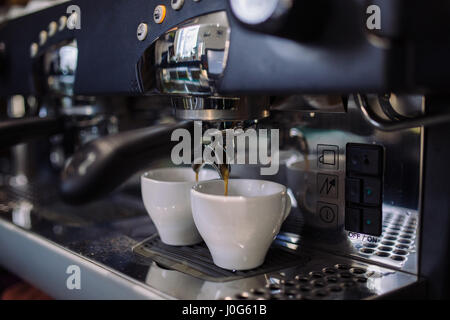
[153,5,166,24]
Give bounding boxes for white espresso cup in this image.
[141,167,218,246]
[191,179,292,270]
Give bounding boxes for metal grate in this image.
[357,212,417,264]
[225,263,373,300]
[133,234,310,282]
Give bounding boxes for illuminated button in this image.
[48,21,58,36]
[363,178,381,205]
[39,30,48,45]
[362,208,382,236]
[171,0,184,11]
[59,15,67,31]
[30,42,38,57]
[154,5,167,24]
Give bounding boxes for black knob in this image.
[229,0,330,42]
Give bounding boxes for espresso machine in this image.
[0,0,449,300]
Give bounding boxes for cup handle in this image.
[282,193,292,222]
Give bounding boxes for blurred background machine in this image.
[0,0,450,299]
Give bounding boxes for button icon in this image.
[317,144,339,170]
[317,202,338,224]
[136,23,148,41]
[318,174,338,199]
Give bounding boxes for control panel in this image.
[1,0,433,97]
[345,143,384,236]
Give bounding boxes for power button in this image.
[154,5,167,24]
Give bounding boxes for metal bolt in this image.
[171,0,184,11]
[59,15,67,31]
[39,30,48,45]
[30,42,38,57]
[137,23,148,41]
[48,21,58,36]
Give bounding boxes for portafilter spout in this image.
[192,143,231,181]
[138,11,271,123]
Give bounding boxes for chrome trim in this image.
[172,96,270,121]
[153,11,230,96]
[0,218,170,300]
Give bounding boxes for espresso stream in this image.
[192,152,309,197]
[193,166,229,196]
[222,166,229,196]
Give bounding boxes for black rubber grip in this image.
[60,121,193,204]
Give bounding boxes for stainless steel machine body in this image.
[1,0,449,299]
[0,97,424,300]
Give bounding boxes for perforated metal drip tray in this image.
[133,234,309,282]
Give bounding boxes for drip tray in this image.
[132,234,309,282]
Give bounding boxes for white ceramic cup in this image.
[141,167,218,246]
[191,179,292,270]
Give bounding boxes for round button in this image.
[153,5,167,24]
[30,42,38,58]
[136,23,148,41]
[39,30,48,45]
[48,21,58,36]
[171,0,184,11]
[59,15,67,31]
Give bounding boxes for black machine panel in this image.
[345,143,384,236]
[2,0,450,97]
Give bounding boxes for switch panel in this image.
[345,177,362,204]
[345,207,361,233]
[362,208,382,235]
[346,144,383,176]
[345,143,384,236]
[363,177,382,205]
